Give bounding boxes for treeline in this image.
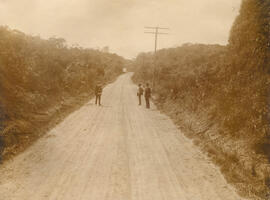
[0,26,125,160]
[133,0,270,199]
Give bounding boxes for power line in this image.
[144,26,169,90]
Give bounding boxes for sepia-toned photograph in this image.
[0,0,269,199]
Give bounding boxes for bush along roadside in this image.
[133,48,270,200]
[0,26,127,162]
[132,1,270,198]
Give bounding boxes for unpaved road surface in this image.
[0,73,244,200]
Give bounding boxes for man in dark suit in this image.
[95,83,103,106]
[144,83,151,109]
[137,83,144,105]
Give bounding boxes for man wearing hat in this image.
[144,83,151,109]
[137,83,144,105]
[95,82,103,106]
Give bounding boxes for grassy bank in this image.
[0,26,125,161]
[132,1,270,199]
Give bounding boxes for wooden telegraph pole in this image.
[144,26,169,90]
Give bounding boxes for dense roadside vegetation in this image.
[0,26,125,161]
[133,1,270,199]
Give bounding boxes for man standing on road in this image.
[137,83,144,105]
[95,82,103,106]
[144,83,151,109]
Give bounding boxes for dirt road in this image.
[0,73,244,200]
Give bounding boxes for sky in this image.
[0,0,242,59]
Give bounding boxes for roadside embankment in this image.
[132,1,270,198]
[0,26,125,161]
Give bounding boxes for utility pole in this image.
[144,26,169,90]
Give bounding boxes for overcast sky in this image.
[0,0,242,58]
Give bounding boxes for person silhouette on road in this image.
[144,83,151,109]
[137,83,144,105]
[95,83,103,106]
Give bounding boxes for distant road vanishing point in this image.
[0,73,244,200]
